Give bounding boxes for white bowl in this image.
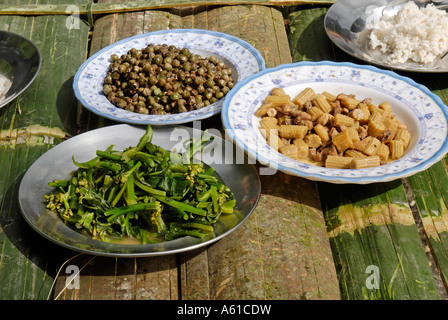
[221,61,448,184]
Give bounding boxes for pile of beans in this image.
[102,43,235,115]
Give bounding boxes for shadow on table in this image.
[55,76,79,137]
[0,172,76,299]
[317,178,405,213]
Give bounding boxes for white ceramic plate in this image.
[221,61,448,184]
[73,29,265,125]
[324,0,448,73]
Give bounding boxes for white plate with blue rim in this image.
[73,29,265,125]
[221,60,448,184]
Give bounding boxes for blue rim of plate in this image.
[221,60,448,184]
[73,29,265,125]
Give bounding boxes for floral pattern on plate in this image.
[73,29,265,125]
[222,61,448,184]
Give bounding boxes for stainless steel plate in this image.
[324,0,448,72]
[18,125,261,257]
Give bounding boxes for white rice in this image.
[368,1,448,64]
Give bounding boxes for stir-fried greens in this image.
[44,125,236,244]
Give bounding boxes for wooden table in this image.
[1,0,447,301]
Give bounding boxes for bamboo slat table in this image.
[1,0,447,301]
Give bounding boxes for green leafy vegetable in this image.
[44,125,236,243]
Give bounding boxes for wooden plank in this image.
[378,183,440,298]
[286,7,334,62]
[51,9,181,301]
[181,171,340,300]
[54,4,340,300]
[54,255,180,300]
[392,46,448,296]
[287,6,443,299]
[176,5,339,300]
[407,161,448,285]
[135,256,180,299]
[0,13,90,299]
[320,182,440,299]
[0,0,336,16]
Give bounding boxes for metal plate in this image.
[18,124,261,257]
[324,0,448,72]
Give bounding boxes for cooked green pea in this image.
[117,99,127,108]
[153,87,163,97]
[183,61,191,72]
[153,55,163,65]
[170,92,180,101]
[204,79,215,88]
[204,91,213,100]
[103,43,234,115]
[180,48,190,56]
